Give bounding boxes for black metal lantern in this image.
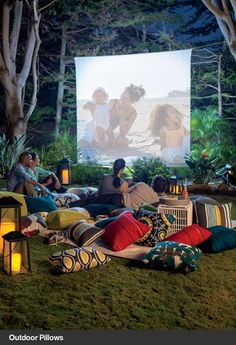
[58,158,71,185]
[169,176,184,195]
[0,197,22,255]
[2,231,31,275]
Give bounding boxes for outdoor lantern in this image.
[0,197,22,254]
[2,231,31,275]
[169,175,178,194]
[58,158,71,185]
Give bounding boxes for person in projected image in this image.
[108,83,145,148]
[148,104,190,163]
[83,87,115,149]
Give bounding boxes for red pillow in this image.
[165,224,212,246]
[101,211,149,251]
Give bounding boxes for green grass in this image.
[0,197,236,330]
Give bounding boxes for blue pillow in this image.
[25,195,58,214]
[84,204,117,218]
[95,216,118,228]
[199,225,236,253]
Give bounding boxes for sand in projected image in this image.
[75,50,192,166]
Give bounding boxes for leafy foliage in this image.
[0,134,31,177]
[71,164,112,186]
[131,157,170,184]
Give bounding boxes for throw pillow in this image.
[101,211,149,251]
[95,216,118,228]
[191,196,220,223]
[138,203,158,212]
[64,220,104,247]
[143,241,202,272]
[194,201,232,228]
[48,247,110,273]
[20,213,48,237]
[46,208,91,230]
[108,208,134,217]
[53,193,80,208]
[199,225,236,253]
[24,195,58,214]
[166,224,212,246]
[84,204,118,218]
[133,209,176,247]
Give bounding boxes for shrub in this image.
[131,157,170,184]
[71,164,112,186]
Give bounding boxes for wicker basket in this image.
[157,201,193,237]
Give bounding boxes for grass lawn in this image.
[0,196,236,330]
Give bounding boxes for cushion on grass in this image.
[20,213,48,237]
[53,193,80,208]
[101,211,149,251]
[133,209,176,247]
[95,216,118,228]
[64,220,104,247]
[24,195,58,213]
[0,191,28,216]
[194,201,232,228]
[84,204,118,218]
[108,208,134,217]
[143,241,201,272]
[198,225,236,253]
[48,247,110,273]
[46,208,90,230]
[166,224,212,246]
[191,196,220,223]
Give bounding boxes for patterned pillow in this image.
[133,209,176,247]
[102,211,149,251]
[199,225,236,253]
[46,208,91,230]
[64,220,104,247]
[166,224,212,246]
[194,201,232,228]
[143,241,202,272]
[20,213,48,237]
[48,247,110,273]
[53,193,80,208]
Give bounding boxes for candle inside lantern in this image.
[61,169,69,184]
[12,253,21,273]
[0,221,16,253]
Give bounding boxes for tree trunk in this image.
[55,24,67,137]
[217,53,222,117]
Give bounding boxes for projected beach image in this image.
[75,50,191,166]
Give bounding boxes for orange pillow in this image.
[102,211,149,251]
[165,224,212,246]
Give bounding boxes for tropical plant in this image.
[0,134,31,177]
[184,152,221,184]
[131,157,170,184]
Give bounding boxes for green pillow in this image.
[48,247,110,273]
[199,225,236,253]
[25,195,58,214]
[143,241,201,272]
[95,216,118,228]
[84,204,117,218]
[46,208,90,230]
[139,203,157,212]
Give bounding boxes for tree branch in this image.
[39,0,58,12]
[10,0,23,66]
[2,2,13,76]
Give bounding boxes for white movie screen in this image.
[75,49,192,166]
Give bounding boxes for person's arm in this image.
[18,166,48,195]
[119,180,129,193]
[31,179,48,195]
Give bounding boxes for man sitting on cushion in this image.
[7,152,48,197]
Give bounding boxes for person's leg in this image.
[14,181,38,196]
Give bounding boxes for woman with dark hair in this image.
[98,158,159,210]
[151,175,168,194]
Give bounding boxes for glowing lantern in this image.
[2,231,31,275]
[58,158,71,185]
[0,197,22,254]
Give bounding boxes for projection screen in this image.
[75,49,192,166]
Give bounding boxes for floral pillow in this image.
[53,193,80,208]
[143,241,202,272]
[20,213,48,237]
[133,209,176,247]
[48,247,110,273]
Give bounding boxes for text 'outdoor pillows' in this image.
[143,241,202,273]
[133,209,176,247]
[166,224,212,247]
[48,247,110,273]
[101,211,149,251]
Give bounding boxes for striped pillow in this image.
[64,220,104,247]
[194,201,232,228]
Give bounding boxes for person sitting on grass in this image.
[7,152,48,196]
[26,152,67,194]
